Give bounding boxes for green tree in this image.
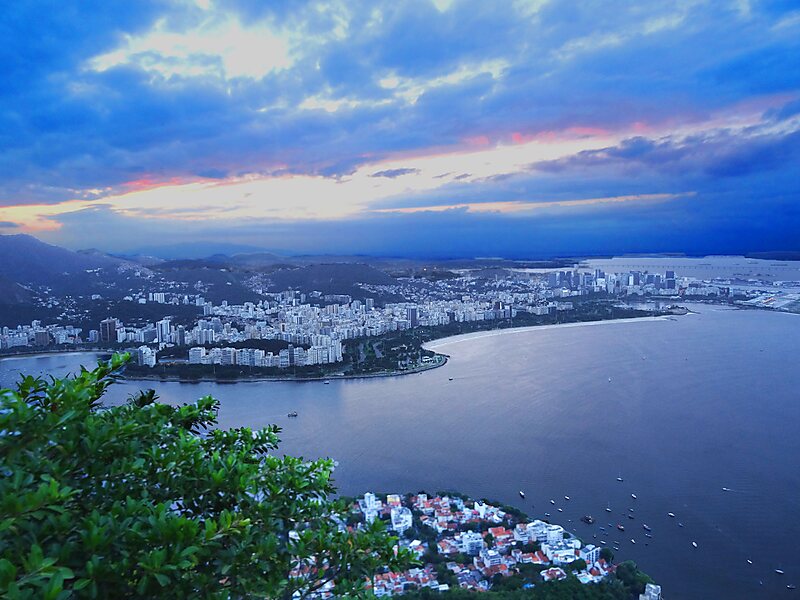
[0,354,412,598]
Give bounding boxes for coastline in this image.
[1,313,678,383]
[423,314,673,351]
[124,313,676,383]
[122,355,448,384]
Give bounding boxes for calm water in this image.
[3,306,800,599]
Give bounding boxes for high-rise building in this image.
[156,319,171,344]
[34,330,50,347]
[100,318,119,343]
[406,307,419,328]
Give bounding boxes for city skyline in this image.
[1,1,799,257]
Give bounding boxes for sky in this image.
[1,0,799,258]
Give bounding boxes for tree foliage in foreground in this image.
[0,354,412,598]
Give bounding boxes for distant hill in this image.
[0,234,121,286]
[130,242,272,260]
[264,263,396,296]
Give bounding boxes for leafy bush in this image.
[0,354,411,598]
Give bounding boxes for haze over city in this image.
[1,0,799,257]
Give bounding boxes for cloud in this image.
[1,0,799,256]
[370,168,420,178]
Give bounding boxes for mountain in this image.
[0,234,120,279]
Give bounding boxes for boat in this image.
[629,508,634,512]
[448,377,453,381]
[777,570,786,575]
[564,495,570,501]
[616,524,625,531]
[722,487,731,492]
[544,512,550,517]
[645,533,653,538]
[643,524,652,532]
[616,477,623,482]
[630,539,636,544]
[747,560,752,565]
[787,584,796,590]
[608,377,612,382]
[519,491,525,498]
[631,493,637,500]
[550,499,555,505]
[667,512,676,518]
[323,380,330,385]
[692,541,698,548]
[678,522,684,528]
[287,411,298,417]
[557,508,563,512]
[628,514,635,520]
[581,515,595,525]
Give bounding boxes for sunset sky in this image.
[1,0,799,257]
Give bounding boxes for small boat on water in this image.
[668,512,676,518]
[616,477,623,482]
[722,487,731,491]
[323,380,330,385]
[692,541,698,548]
[678,522,684,528]
[787,584,796,590]
[747,560,753,565]
[448,377,453,381]
[288,411,298,417]
[564,495,570,501]
[519,491,525,498]
[616,524,625,531]
[643,524,652,532]
[631,493,637,500]
[630,539,636,544]
[550,499,555,505]
[544,512,550,517]
[776,569,786,575]
[628,514,635,520]
[581,515,595,525]
[558,508,563,512]
[645,533,653,538]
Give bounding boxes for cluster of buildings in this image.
[185,340,343,369]
[7,261,795,359]
[333,492,633,598]
[0,321,83,350]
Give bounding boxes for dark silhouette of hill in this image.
[264,263,395,295]
[0,234,121,286]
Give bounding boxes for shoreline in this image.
[1,313,679,383]
[121,355,448,384]
[423,314,674,350]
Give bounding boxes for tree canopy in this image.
[0,354,411,598]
